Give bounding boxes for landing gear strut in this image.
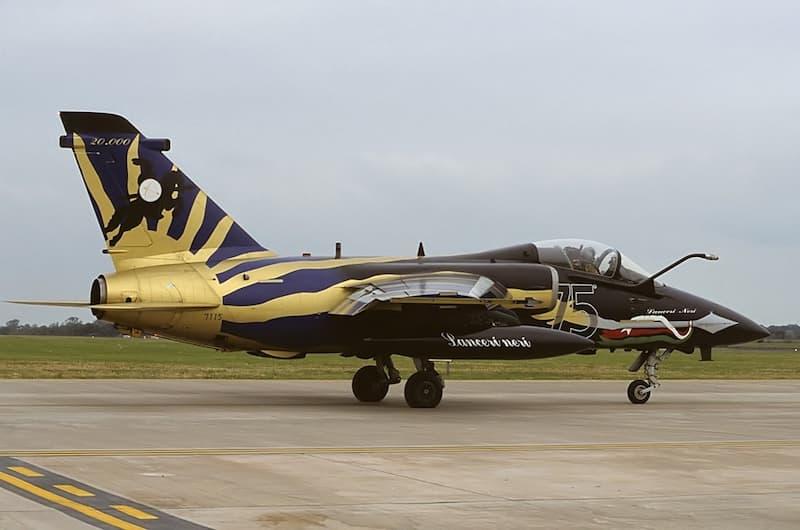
[351,355,400,403]
[404,359,444,408]
[626,348,672,404]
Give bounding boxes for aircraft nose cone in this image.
[657,286,769,347]
[716,314,770,345]
[736,320,771,343]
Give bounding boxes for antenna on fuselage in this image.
[417,241,425,258]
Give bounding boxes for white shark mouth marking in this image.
[621,315,693,340]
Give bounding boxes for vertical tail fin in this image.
[59,112,274,271]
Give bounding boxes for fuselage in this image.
[93,246,767,357]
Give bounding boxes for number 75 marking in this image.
[552,283,599,337]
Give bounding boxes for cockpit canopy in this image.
[533,239,651,283]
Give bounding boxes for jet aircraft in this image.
[12,112,769,408]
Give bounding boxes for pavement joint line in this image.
[308,452,512,502]
[0,470,145,530]
[158,489,800,511]
[3,439,799,457]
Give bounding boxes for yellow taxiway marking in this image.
[8,466,43,477]
[54,484,95,497]
[112,504,159,520]
[0,471,145,530]
[3,439,799,458]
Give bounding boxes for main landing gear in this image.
[350,356,445,408]
[351,365,389,402]
[351,355,399,403]
[626,348,672,404]
[404,359,444,408]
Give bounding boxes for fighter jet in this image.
[11,112,769,408]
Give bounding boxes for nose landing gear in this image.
[627,379,651,404]
[627,348,672,404]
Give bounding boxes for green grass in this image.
[0,336,797,379]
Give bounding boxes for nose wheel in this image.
[627,348,672,404]
[627,379,651,404]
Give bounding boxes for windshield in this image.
[533,239,651,283]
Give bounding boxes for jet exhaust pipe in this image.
[361,326,594,360]
[90,276,107,318]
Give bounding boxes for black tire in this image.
[627,379,651,404]
[352,366,389,403]
[404,371,444,408]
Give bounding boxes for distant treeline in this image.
[1,317,119,337]
[1,318,797,340]
[767,324,800,340]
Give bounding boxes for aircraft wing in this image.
[7,300,92,307]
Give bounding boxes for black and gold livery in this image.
[12,113,769,407]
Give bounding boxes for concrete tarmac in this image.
[0,380,798,529]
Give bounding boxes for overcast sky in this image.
[0,1,797,325]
